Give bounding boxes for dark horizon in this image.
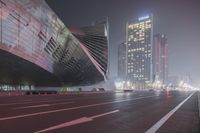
[46,0,200,86]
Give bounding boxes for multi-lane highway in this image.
[0,90,199,133]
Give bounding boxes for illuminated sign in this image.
[138,15,150,21]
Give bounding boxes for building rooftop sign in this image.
[138,15,150,21]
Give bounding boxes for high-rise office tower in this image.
[153,34,168,84]
[126,15,153,88]
[118,42,126,79]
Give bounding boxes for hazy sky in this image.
[46,0,200,85]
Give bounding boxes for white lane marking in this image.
[90,110,119,119]
[34,110,119,133]
[146,92,195,133]
[0,98,75,106]
[50,102,74,106]
[0,100,33,106]
[14,102,74,109]
[15,104,50,109]
[0,95,156,121]
[0,94,125,106]
[13,100,33,102]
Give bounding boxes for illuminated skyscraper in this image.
[153,34,168,84]
[126,15,153,88]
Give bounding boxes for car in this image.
[98,88,105,91]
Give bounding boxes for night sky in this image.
[46,0,200,85]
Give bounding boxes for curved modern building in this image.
[0,0,108,87]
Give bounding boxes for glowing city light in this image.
[138,15,150,21]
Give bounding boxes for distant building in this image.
[180,73,193,85]
[153,34,168,84]
[168,76,179,86]
[118,42,126,79]
[126,15,153,88]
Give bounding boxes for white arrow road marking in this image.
[146,92,195,133]
[34,110,119,133]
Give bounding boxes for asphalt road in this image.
[0,90,199,133]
